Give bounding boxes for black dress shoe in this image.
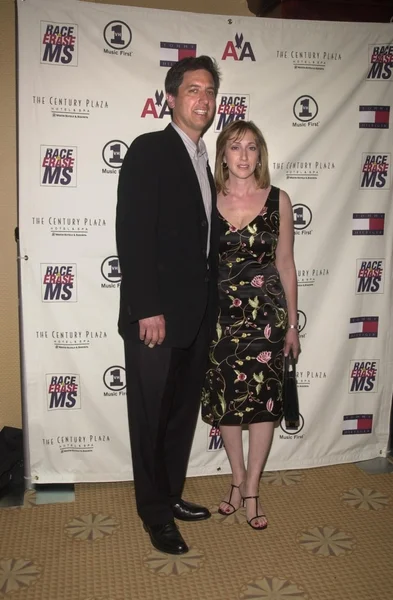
[171,499,211,521]
[143,520,189,555]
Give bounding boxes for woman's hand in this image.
[284,328,300,360]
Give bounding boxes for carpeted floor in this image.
[1,464,392,599]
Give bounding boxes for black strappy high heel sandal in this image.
[242,495,268,530]
[218,484,242,515]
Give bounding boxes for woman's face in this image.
[224,129,260,181]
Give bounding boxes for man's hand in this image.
[139,315,166,347]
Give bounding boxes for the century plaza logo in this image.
[41,146,76,187]
[276,48,342,71]
[46,374,81,410]
[360,153,390,190]
[349,360,379,393]
[41,264,77,302]
[214,94,250,132]
[222,34,255,61]
[356,259,385,294]
[41,22,78,66]
[367,44,393,81]
[273,160,335,181]
[141,90,171,119]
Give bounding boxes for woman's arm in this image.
[275,189,300,359]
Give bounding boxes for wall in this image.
[0,0,253,429]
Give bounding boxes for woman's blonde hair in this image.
[215,120,270,195]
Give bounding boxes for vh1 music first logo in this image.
[41,146,77,187]
[41,264,77,302]
[47,374,81,410]
[41,22,78,66]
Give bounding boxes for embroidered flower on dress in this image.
[251,275,264,288]
[264,324,271,339]
[232,298,242,307]
[257,351,271,363]
[229,225,237,232]
[238,373,247,381]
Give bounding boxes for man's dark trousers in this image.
[124,313,209,526]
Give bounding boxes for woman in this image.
[201,120,299,530]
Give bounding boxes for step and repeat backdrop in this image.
[17,0,393,483]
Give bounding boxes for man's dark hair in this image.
[165,55,221,96]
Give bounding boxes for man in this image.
[116,56,220,555]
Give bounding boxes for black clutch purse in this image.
[282,352,300,429]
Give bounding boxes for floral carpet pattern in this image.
[0,464,392,599]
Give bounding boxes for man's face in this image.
[167,69,216,142]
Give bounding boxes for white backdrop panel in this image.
[17,0,393,482]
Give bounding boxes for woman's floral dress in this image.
[202,186,288,425]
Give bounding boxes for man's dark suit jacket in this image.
[116,123,219,348]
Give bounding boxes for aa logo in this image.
[222,34,255,61]
[360,153,390,190]
[101,256,121,283]
[41,22,78,66]
[103,366,126,391]
[141,91,171,119]
[41,264,77,302]
[349,360,379,393]
[41,146,77,187]
[103,21,132,50]
[356,259,384,294]
[47,374,80,410]
[367,44,393,81]
[214,94,250,132]
[207,426,224,451]
[292,204,312,230]
[102,141,128,169]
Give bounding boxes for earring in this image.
[257,161,261,167]
[222,161,228,169]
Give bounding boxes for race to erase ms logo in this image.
[360,153,390,190]
[349,360,379,393]
[222,33,255,61]
[46,374,81,410]
[103,21,132,56]
[214,94,250,132]
[367,44,393,81]
[40,22,78,66]
[141,90,171,119]
[207,426,224,451]
[356,259,385,294]
[41,264,77,302]
[40,146,77,187]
